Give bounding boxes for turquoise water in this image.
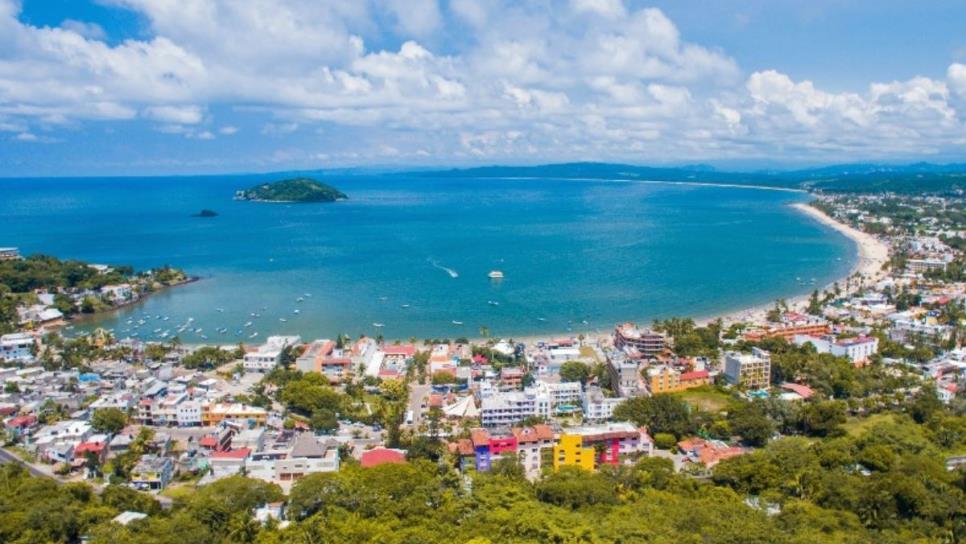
[0,174,853,340]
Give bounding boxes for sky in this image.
[1,0,965,176]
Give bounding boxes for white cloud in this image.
[143,105,204,124]
[0,0,961,164]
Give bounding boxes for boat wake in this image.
[428,258,459,278]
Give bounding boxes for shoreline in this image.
[72,198,889,349]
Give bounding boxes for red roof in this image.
[780,382,815,399]
[6,415,36,428]
[383,345,416,357]
[211,447,251,459]
[360,447,407,468]
[74,441,106,454]
[198,436,218,448]
[680,370,709,381]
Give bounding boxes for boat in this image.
[400,304,410,309]
[296,297,304,302]
[244,321,253,327]
[452,320,464,326]
[488,270,504,279]
[216,308,224,313]
[249,332,259,339]
[279,318,287,322]
[372,323,385,328]
[487,300,500,306]
[304,293,312,297]
[293,309,300,314]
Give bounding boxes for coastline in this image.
[495,200,891,345]
[691,201,889,327]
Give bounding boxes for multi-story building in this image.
[203,402,268,427]
[614,323,666,355]
[532,380,582,413]
[647,366,712,394]
[243,335,302,372]
[907,258,948,274]
[0,332,35,364]
[553,434,596,471]
[295,339,353,383]
[582,387,624,421]
[607,352,643,397]
[793,334,879,366]
[246,432,339,486]
[480,388,551,427]
[553,423,654,471]
[723,348,771,390]
[743,314,830,342]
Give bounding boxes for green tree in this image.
[91,407,128,435]
[559,361,591,384]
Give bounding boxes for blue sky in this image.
[1,0,965,176]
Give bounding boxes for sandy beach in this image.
[693,201,890,327]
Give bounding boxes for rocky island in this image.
[234,177,347,203]
[193,209,218,217]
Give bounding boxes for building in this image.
[360,447,407,468]
[131,455,174,490]
[532,381,582,413]
[648,366,711,394]
[243,335,302,372]
[582,387,624,421]
[553,434,596,471]
[0,247,20,260]
[607,353,643,397]
[677,437,744,468]
[246,433,339,485]
[480,389,551,427]
[723,348,771,390]
[793,334,879,366]
[203,402,268,427]
[907,258,948,274]
[743,314,830,342]
[295,339,353,383]
[1,333,36,364]
[614,323,666,355]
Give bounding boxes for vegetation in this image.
[235,177,347,203]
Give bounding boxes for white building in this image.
[176,400,204,427]
[244,335,302,372]
[1,333,35,363]
[480,389,551,427]
[582,387,625,421]
[723,348,771,390]
[532,380,582,411]
[793,334,879,365]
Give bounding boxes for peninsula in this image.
[234,177,347,203]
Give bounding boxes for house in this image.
[553,434,596,471]
[1,333,36,364]
[607,353,643,397]
[558,422,653,469]
[209,448,251,478]
[131,455,174,490]
[112,511,148,526]
[360,447,407,468]
[677,437,744,468]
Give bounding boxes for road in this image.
[0,446,173,508]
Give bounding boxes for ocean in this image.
[0,174,853,341]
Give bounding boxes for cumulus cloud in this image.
[0,0,962,164]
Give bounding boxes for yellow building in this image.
[202,402,268,426]
[552,434,596,471]
[648,366,711,394]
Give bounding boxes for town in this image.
[1,194,966,542]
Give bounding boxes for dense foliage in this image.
[236,178,347,203]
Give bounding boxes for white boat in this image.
[452,320,464,326]
[373,323,385,328]
[488,270,504,279]
[488,300,500,306]
[279,318,287,322]
[400,304,410,309]
[293,309,300,314]
[249,332,259,339]
[296,297,304,302]
[244,321,253,327]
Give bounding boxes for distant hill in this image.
[235,177,347,203]
[414,162,966,194]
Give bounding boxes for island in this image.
[234,177,347,203]
[193,209,218,218]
